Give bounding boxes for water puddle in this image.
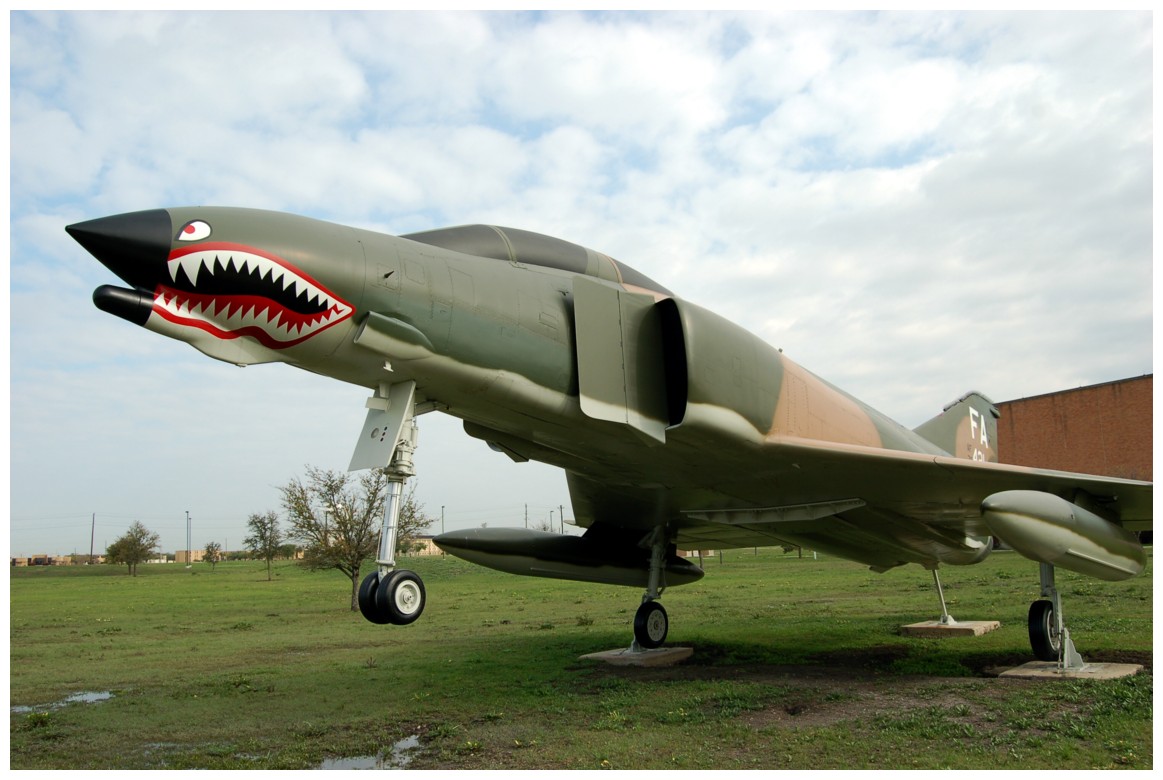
[11,690,114,714]
[318,734,422,770]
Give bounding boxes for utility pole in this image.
[560,504,565,534]
[185,511,191,569]
[441,506,445,557]
[89,513,95,564]
[524,504,528,529]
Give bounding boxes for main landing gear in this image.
[1028,562,1086,670]
[630,527,670,651]
[354,381,427,627]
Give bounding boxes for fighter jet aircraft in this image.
[69,207,1151,667]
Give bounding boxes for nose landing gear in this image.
[352,380,428,627]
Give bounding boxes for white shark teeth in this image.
[167,249,317,302]
[160,247,352,344]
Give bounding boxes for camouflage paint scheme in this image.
[71,207,1152,586]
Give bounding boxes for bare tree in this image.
[280,467,390,611]
[105,521,160,576]
[203,541,222,570]
[244,511,283,581]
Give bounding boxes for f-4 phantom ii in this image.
[70,207,1151,667]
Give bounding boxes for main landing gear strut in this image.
[355,381,427,627]
[1028,562,1087,671]
[631,527,670,651]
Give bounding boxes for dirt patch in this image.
[578,643,1153,736]
[735,675,991,731]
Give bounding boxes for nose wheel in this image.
[359,569,427,625]
[358,571,392,624]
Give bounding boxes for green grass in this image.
[10,548,1152,769]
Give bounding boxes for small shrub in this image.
[24,712,52,730]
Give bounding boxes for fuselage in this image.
[72,207,978,559]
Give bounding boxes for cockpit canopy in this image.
[402,224,671,296]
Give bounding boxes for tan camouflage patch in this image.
[770,359,881,447]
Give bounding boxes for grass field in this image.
[9,548,1152,770]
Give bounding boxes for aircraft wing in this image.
[669,436,1150,572]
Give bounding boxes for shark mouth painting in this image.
[155,242,354,349]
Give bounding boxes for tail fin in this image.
[913,391,999,462]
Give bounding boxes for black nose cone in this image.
[67,209,173,289]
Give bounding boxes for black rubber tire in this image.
[1028,599,1060,662]
[633,600,668,649]
[358,571,392,625]
[376,570,426,625]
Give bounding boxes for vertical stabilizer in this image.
[913,392,999,462]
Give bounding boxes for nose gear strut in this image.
[352,381,427,626]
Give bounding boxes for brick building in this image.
[995,374,1152,481]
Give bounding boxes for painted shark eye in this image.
[177,220,212,242]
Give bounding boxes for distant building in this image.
[11,555,74,566]
[409,536,441,556]
[995,375,1151,481]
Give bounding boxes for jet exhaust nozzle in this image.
[981,489,1145,581]
[93,285,154,326]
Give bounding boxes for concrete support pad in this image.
[580,646,693,667]
[998,661,1143,680]
[900,620,1001,638]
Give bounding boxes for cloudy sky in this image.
[9,10,1153,557]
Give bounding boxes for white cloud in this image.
[489,13,728,142]
[10,96,102,199]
